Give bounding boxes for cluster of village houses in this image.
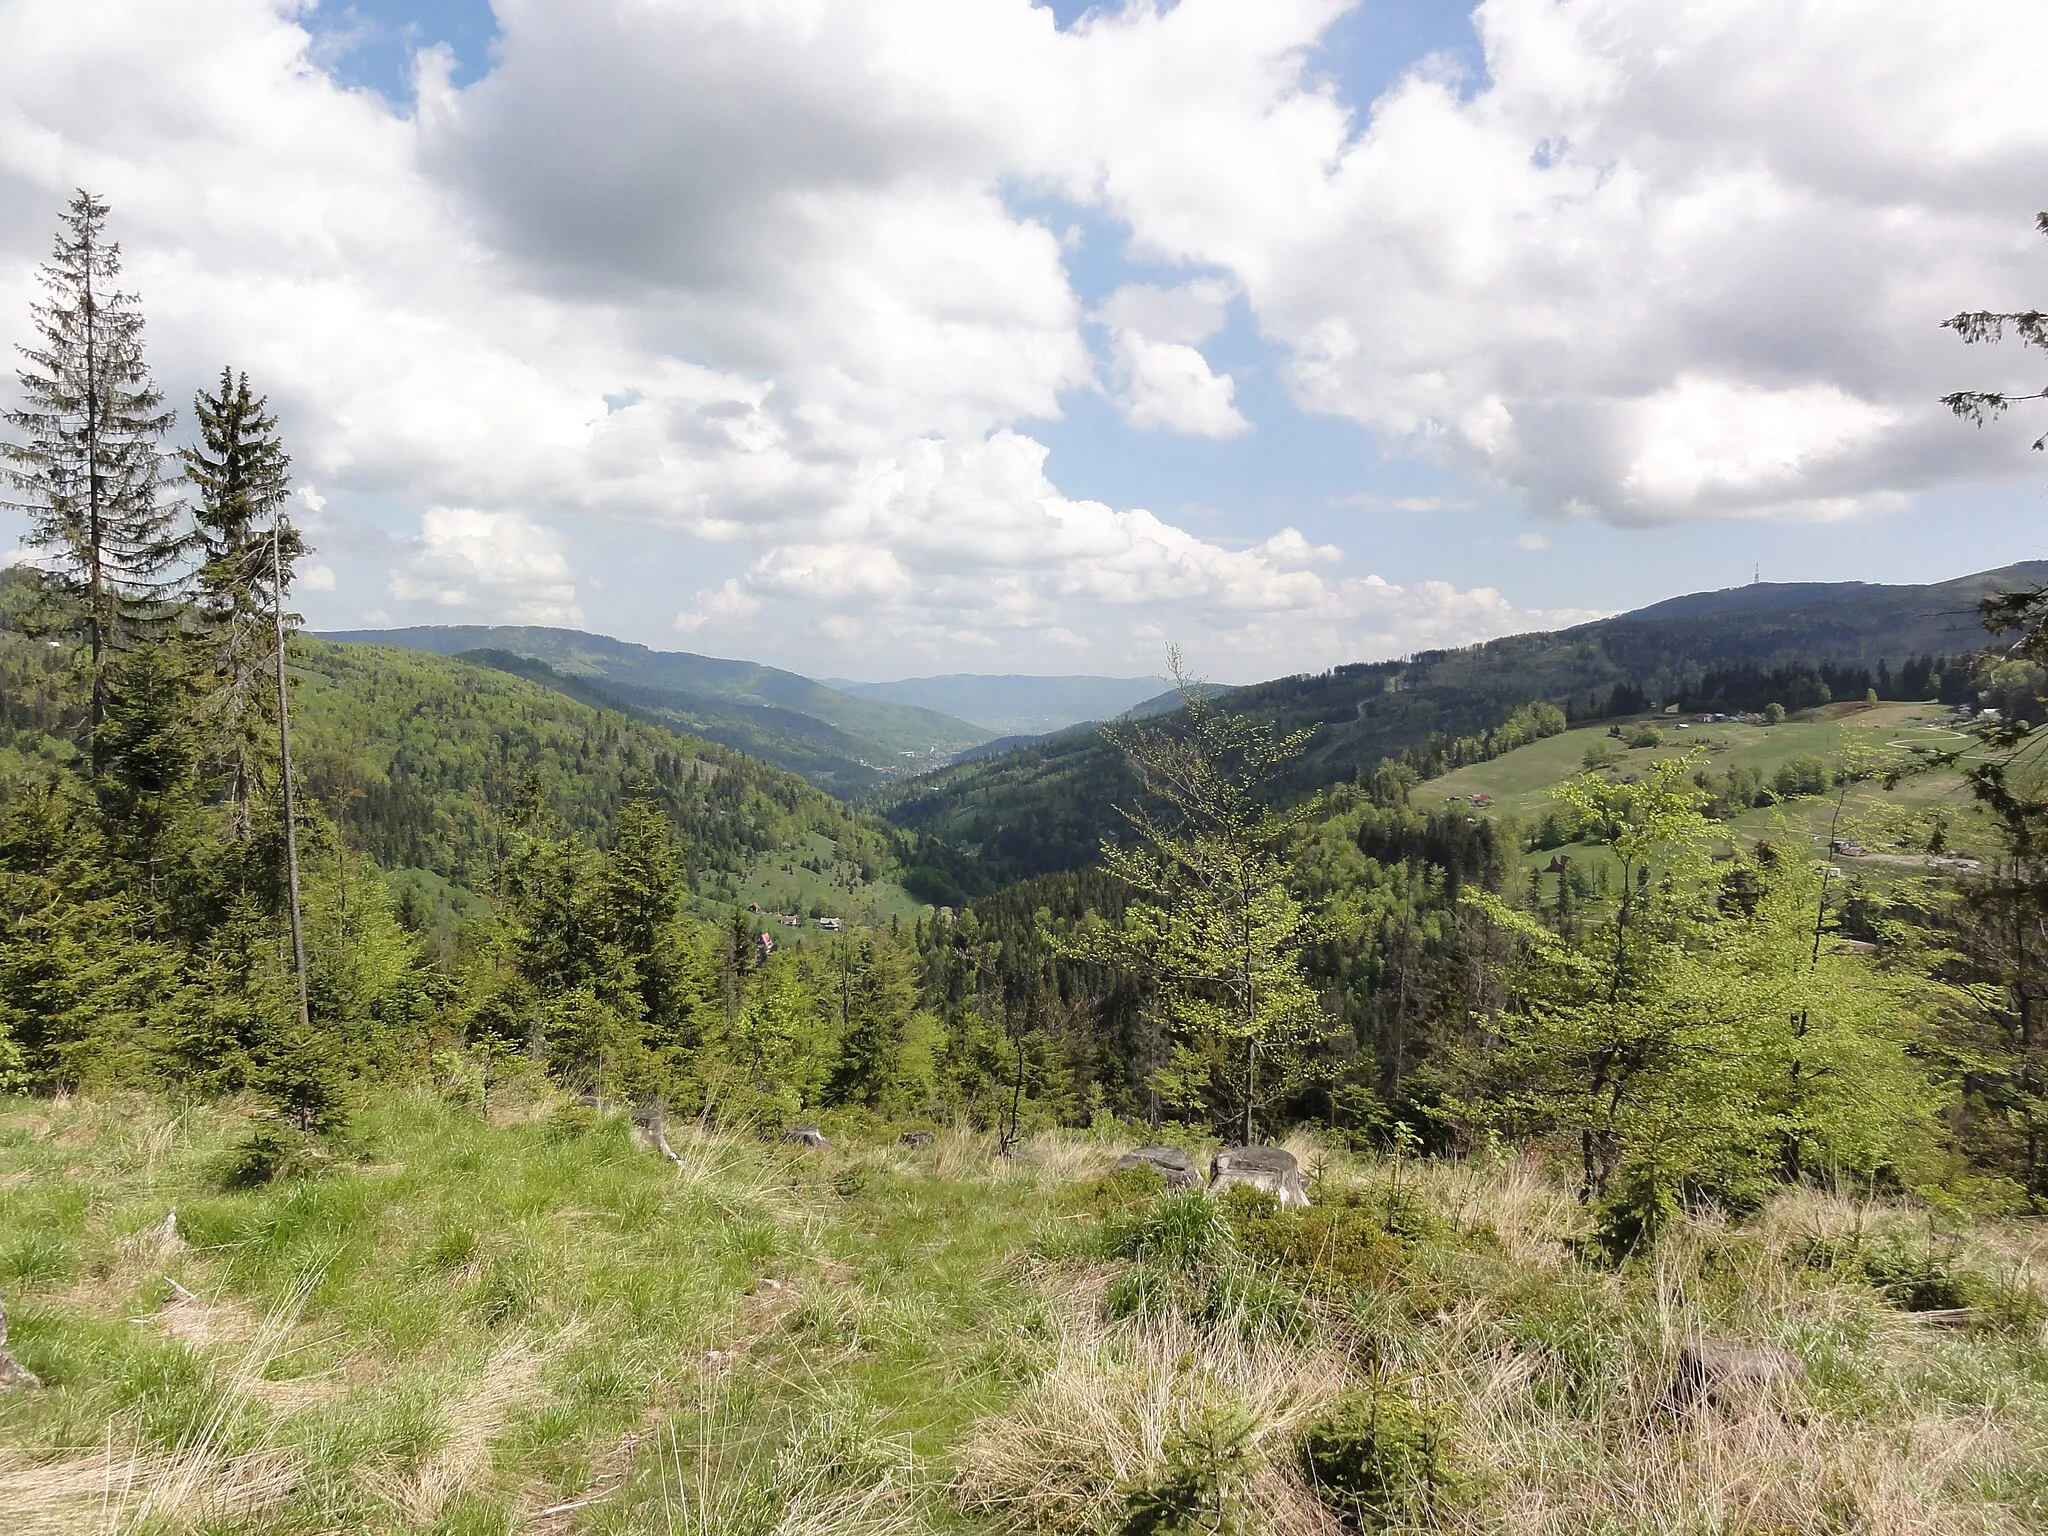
[744,903,845,958]
[747,902,842,930]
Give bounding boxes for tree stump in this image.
[1115,1145,1200,1189]
[1209,1145,1310,1207]
[1670,1338,1805,1410]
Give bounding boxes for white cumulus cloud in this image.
[388,507,584,625]
[1091,0,2048,524]
[1095,278,1248,437]
[0,0,2038,677]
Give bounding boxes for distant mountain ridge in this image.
[1573,561,2048,665]
[315,624,993,796]
[821,673,1171,735]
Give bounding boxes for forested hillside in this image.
[877,563,2044,892]
[453,647,912,798]
[288,640,898,891]
[319,622,993,786]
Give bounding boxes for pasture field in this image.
[702,829,929,930]
[1427,703,1997,887]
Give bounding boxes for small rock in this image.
[1670,1338,1805,1409]
[1115,1145,1200,1189]
[783,1125,830,1150]
[121,1210,182,1261]
[899,1131,936,1148]
[0,1291,40,1391]
[1209,1145,1310,1208]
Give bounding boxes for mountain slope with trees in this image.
[286,638,902,893]
[318,623,994,787]
[875,562,2047,893]
[454,646,915,798]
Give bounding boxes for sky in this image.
[2,0,2046,684]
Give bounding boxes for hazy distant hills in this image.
[315,624,994,796]
[820,673,1171,736]
[874,561,2046,899]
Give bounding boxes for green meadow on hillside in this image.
[1427,702,1995,886]
[2,1092,2044,1535]
[709,829,929,929]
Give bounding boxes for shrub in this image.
[1629,726,1664,748]
[1299,1388,1469,1529]
[1794,1229,2048,1330]
[1112,1190,1233,1272]
[1772,755,1831,799]
[1198,1266,1311,1341]
[1588,1172,1681,1262]
[1223,1186,1406,1289]
[539,1102,608,1142]
[832,1164,875,1200]
[1083,1163,1169,1213]
[1104,1263,1178,1322]
[217,1120,329,1189]
[1856,1232,1970,1312]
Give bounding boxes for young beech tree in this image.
[1,192,184,760]
[1465,753,1941,1247]
[1463,751,1716,1208]
[1069,654,1333,1141]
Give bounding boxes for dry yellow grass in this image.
[0,1441,303,1536]
[0,1276,318,1535]
[948,1142,2048,1536]
[955,1286,1352,1535]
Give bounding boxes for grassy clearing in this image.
[706,830,929,929]
[1,1098,2043,1533]
[1428,703,1996,885]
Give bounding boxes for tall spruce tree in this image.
[1,192,185,762]
[180,368,303,832]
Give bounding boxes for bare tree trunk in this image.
[272,523,309,1032]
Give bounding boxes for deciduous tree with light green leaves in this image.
[1069,653,1334,1141]
[1463,748,1943,1248]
